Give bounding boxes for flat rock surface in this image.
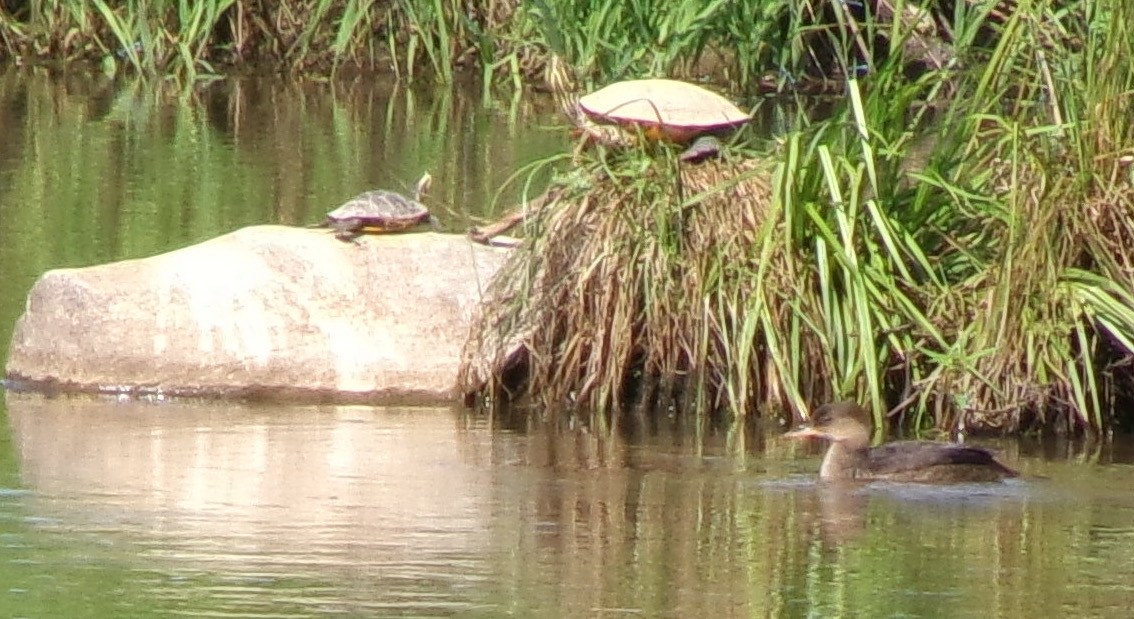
[4,226,510,403]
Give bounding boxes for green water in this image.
[2,395,1134,618]
[3,71,1134,618]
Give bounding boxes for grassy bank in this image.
[3,0,966,87]
[460,1,1134,434]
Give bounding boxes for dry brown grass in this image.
[459,155,788,419]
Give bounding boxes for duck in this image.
[785,401,1018,482]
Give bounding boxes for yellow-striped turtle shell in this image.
[323,173,433,241]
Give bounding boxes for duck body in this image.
[788,401,1018,483]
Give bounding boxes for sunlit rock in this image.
[4,225,510,402]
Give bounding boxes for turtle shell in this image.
[578,79,750,143]
[325,190,431,238]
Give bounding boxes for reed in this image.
[461,2,1134,432]
[1,0,963,86]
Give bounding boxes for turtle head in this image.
[545,54,578,95]
[545,55,584,123]
[414,172,433,202]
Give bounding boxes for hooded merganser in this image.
[786,401,1018,482]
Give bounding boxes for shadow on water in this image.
[3,393,1134,617]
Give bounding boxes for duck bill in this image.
[784,425,821,440]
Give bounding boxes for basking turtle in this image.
[547,57,751,161]
[322,172,434,242]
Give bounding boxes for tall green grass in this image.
[1,0,958,88]
[743,1,1134,431]
[521,0,777,86]
[461,1,1134,433]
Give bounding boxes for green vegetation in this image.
[0,0,502,80]
[0,0,969,87]
[460,1,1134,434]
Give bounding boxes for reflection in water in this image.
[3,394,1134,618]
[5,396,498,616]
[0,71,565,242]
[815,483,869,544]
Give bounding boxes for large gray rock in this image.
[5,226,510,403]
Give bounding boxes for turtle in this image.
[321,172,434,242]
[546,56,751,162]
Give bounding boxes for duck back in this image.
[863,441,1018,482]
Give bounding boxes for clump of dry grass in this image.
[459,155,788,420]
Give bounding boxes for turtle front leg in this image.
[678,135,723,163]
[332,219,364,243]
[571,124,634,164]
